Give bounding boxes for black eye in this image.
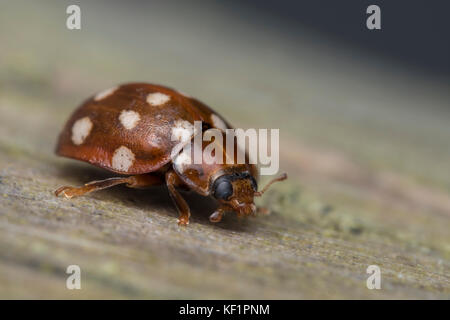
[213,178,233,200]
[250,176,258,192]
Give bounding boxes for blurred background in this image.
[0,0,449,299]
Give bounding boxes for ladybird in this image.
[54,83,287,225]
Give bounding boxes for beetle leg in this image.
[165,170,191,226]
[125,174,164,189]
[209,207,226,223]
[256,206,271,216]
[54,174,162,199]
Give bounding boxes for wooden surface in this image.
[0,1,449,299]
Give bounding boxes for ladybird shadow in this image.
[56,163,256,232]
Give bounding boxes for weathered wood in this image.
[0,1,448,299]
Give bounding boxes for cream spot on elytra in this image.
[119,110,140,130]
[111,146,135,172]
[71,117,93,145]
[170,119,198,159]
[211,114,227,131]
[173,146,192,172]
[146,92,170,106]
[171,119,196,143]
[94,86,118,101]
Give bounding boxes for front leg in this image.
[209,206,226,223]
[256,207,270,216]
[165,170,191,226]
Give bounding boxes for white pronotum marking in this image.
[146,92,170,106]
[111,146,135,172]
[71,117,93,145]
[211,114,227,131]
[119,110,140,130]
[94,86,118,101]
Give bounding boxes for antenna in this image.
[254,173,287,197]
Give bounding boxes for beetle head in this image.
[212,171,257,216]
[212,171,288,217]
